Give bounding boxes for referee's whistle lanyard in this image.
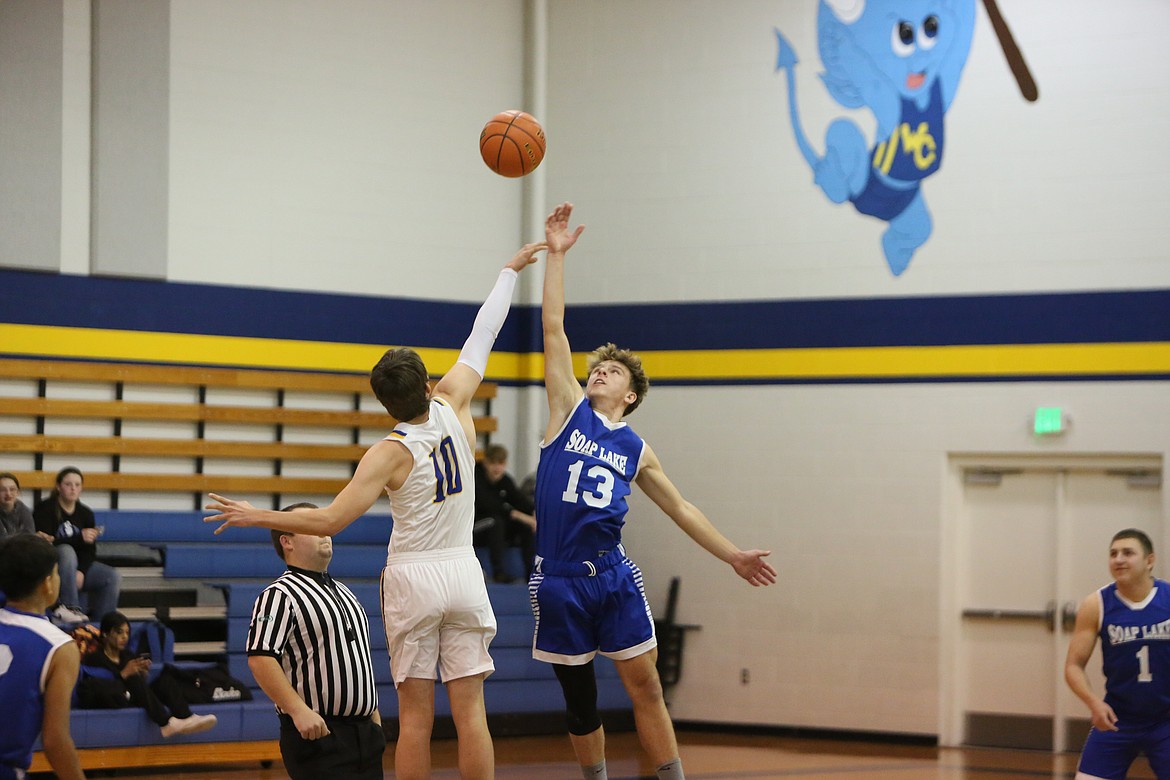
[323,573,358,643]
[293,566,357,642]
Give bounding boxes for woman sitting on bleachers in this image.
[33,466,121,624]
[79,611,218,738]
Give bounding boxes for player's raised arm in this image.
[433,242,544,443]
[635,443,777,587]
[542,202,586,438]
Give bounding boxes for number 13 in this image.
[561,460,614,508]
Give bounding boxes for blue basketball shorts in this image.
[1076,717,1170,779]
[529,557,657,665]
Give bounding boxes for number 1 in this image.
[1137,645,1153,683]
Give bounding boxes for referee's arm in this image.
[248,655,331,740]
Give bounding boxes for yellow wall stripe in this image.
[634,342,1170,380]
[2,323,1167,383]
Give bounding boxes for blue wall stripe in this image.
[560,289,1170,351]
[0,268,533,351]
[2,269,1167,354]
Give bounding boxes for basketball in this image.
[479,110,546,177]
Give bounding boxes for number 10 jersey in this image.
[384,397,475,555]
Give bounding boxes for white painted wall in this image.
[545,0,1170,302]
[166,0,535,300]
[60,0,91,275]
[621,382,1169,733]
[534,0,1170,732]
[1,0,1167,738]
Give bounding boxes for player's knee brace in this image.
[554,661,601,736]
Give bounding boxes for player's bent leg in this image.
[1140,718,1170,780]
[554,662,606,771]
[446,672,494,780]
[1075,725,1140,780]
[395,677,436,780]
[614,649,681,768]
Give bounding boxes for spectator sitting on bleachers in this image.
[473,445,536,583]
[79,611,217,738]
[0,472,35,540]
[33,467,121,625]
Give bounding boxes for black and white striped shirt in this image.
[246,566,378,718]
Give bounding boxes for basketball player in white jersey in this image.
[206,241,544,780]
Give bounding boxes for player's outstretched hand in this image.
[204,493,259,536]
[545,202,585,254]
[506,241,547,272]
[731,550,777,587]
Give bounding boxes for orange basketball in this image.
[479,110,546,178]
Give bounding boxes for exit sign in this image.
[1034,407,1065,435]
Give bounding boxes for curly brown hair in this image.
[587,343,649,416]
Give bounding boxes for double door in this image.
[944,456,1163,751]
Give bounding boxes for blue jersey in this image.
[1098,579,1170,722]
[851,79,945,221]
[0,606,73,774]
[534,397,645,563]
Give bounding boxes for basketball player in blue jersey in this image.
[535,202,777,780]
[1066,528,1170,780]
[206,241,543,780]
[0,534,86,780]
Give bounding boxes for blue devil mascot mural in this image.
[775,0,976,275]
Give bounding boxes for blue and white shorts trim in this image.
[529,554,657,666]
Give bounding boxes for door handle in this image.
[962,600,1059,632]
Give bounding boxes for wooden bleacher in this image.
[7,356,499,771]
[29,740,283,773]
[0,357,497,502]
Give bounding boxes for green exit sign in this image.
[1034,407,1065,435]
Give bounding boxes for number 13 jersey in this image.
[534,397,646,563]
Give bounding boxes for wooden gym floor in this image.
[64,730,1155,779]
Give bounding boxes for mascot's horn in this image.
[822,0,865,24]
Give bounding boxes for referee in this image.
[246,503,385,780]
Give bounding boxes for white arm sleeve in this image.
[456,267,519,378]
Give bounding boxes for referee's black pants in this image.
[279,714,386,780]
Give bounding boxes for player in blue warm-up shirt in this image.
[1066,528,1170,780]
[532,202,778,780]
[0,534,85,780]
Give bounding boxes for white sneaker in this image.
[177,714,218,735]
[49,604,90,625]
[160,717,184,738]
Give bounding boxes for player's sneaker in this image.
[49,604,90,625]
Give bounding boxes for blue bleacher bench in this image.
[34,509,633,768]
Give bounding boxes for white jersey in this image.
[384,397,476,555]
